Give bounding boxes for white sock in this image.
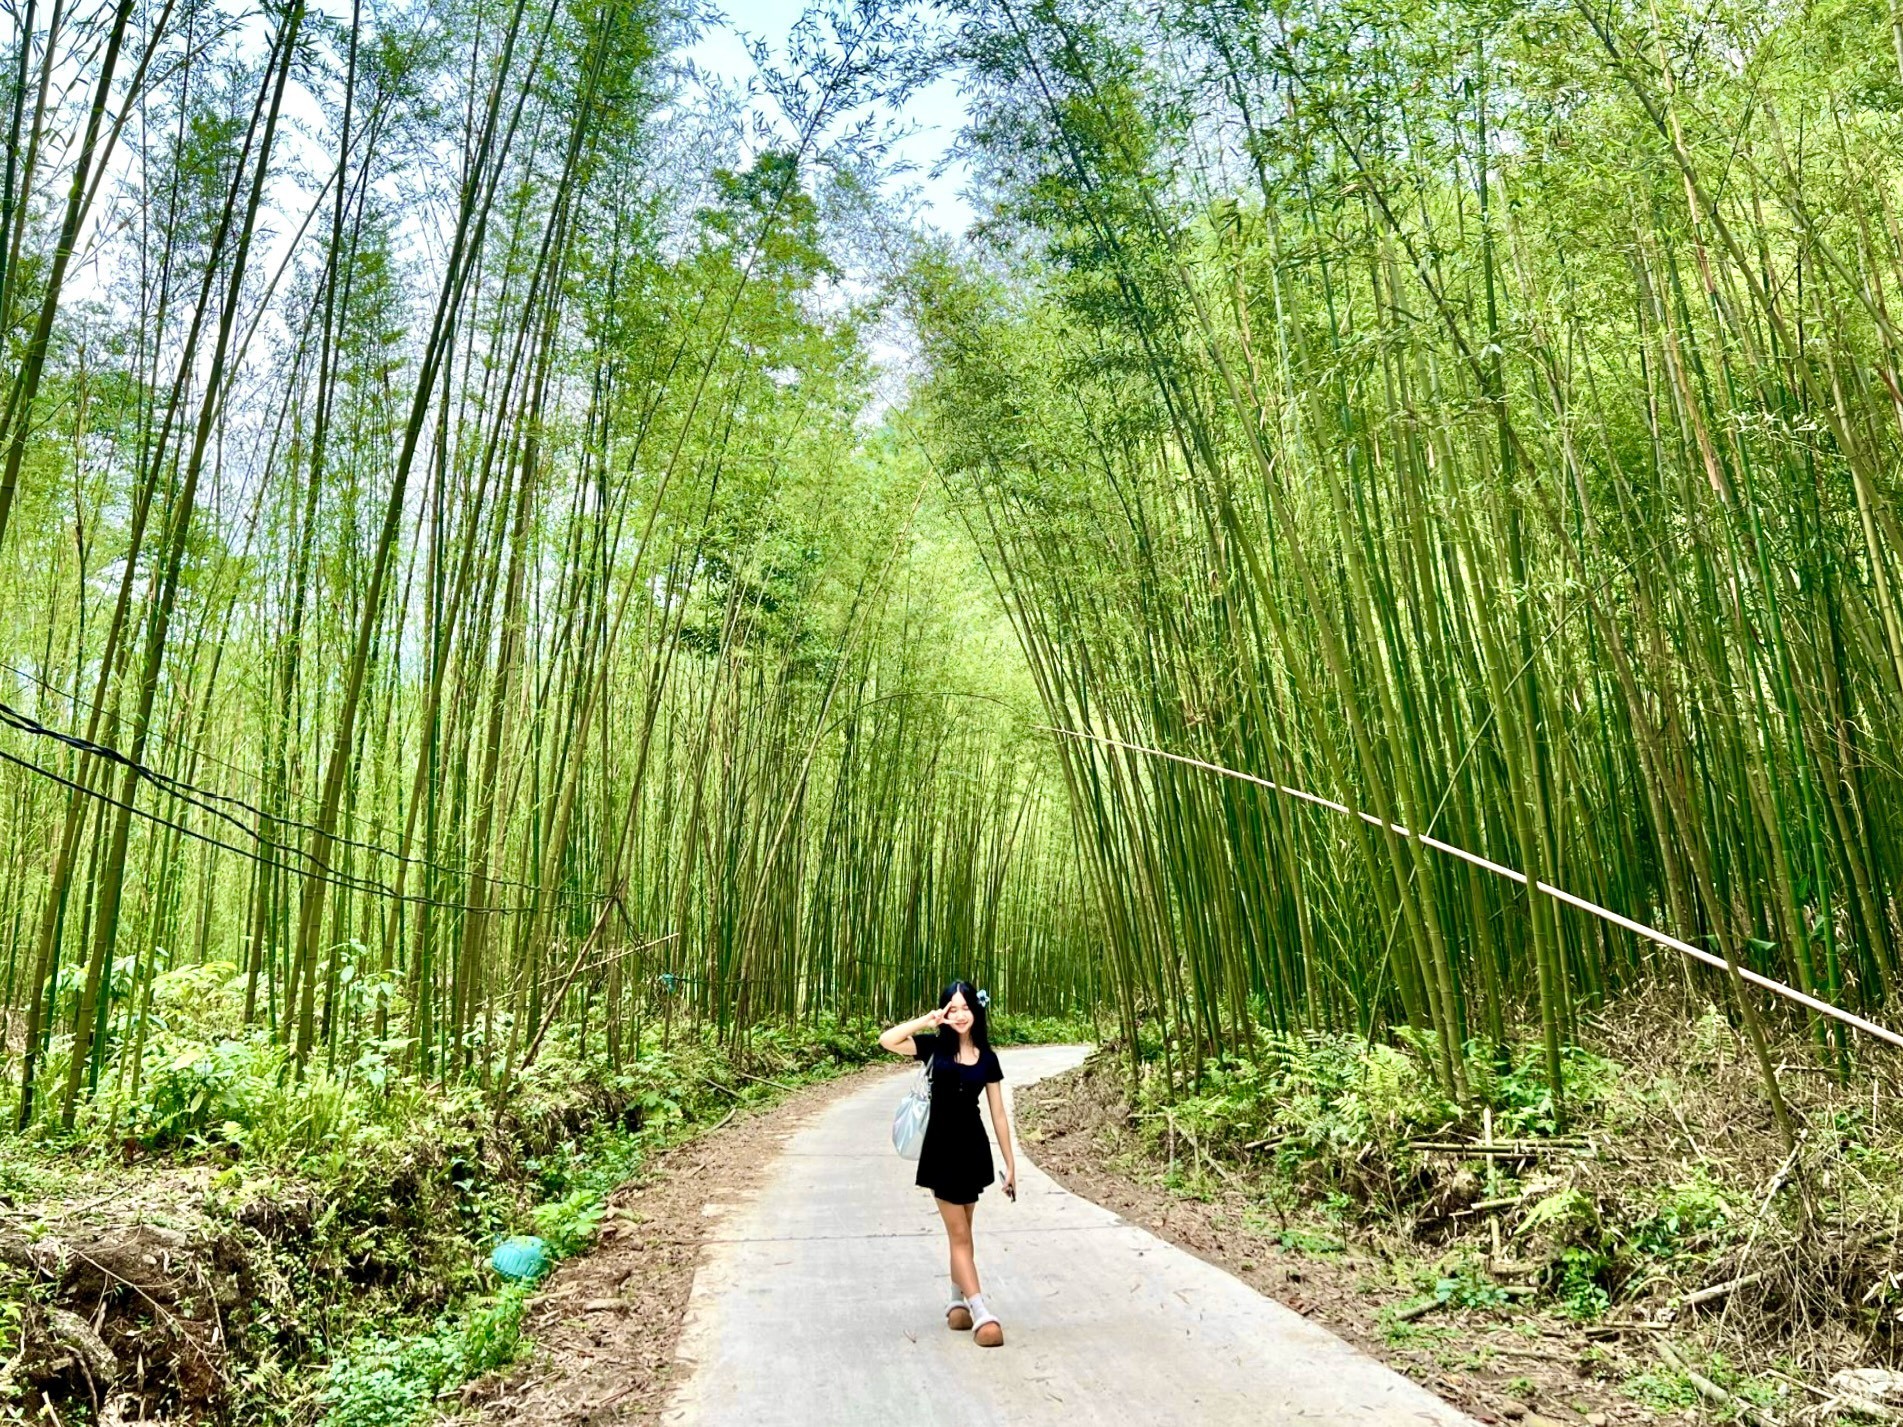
[966,1292,991,1321]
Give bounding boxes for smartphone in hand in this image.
[1000,1171,1016,1202]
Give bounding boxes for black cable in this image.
[2,656,293,792]
[0,742,595,917]
[0,697,607,902]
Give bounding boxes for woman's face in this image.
[943,992,974,1035]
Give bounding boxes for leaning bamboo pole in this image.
[1043,725,1903,1055]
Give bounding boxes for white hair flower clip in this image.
[976,988,990,1009]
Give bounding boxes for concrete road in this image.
[661,1044,1477,1426]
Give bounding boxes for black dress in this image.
[912,1031,1004,1205]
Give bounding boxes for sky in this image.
[678,0,980,238]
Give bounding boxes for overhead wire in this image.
[0,696,610,903]
[0,729,606,918]
[0,656,275,789]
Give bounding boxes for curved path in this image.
[661,1044,1477,1426]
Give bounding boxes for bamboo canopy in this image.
[3,0,1903,1138]
[0,0,1095,1134]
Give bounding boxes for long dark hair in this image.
[938,980,991,1054]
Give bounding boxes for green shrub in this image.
[1629,1173,1740,1263]
[1555,1245,1612,1321]
[1624,1365,1700,1412]
[1148,1033,1454,1156]
[319,1282,532,1427]
[531,1189,606,1258]
[1434,1263,1510,1311]
[1467,1042,1620,1138]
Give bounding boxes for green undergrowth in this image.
[991,1011,1102,1047]
[1072,996,1903,1406]
[309,1029,844,1427]
[1121,1015,1620,1217]
[317,1280,536,1427]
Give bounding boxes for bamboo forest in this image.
[4,0,1903,1419]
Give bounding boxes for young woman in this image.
[878,981,1018,1348]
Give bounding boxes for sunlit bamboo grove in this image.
[911,0,1903,1115]
[8,0,1903,1139]
[0,0,1098,1136]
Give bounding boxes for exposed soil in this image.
[465,1066,885,1424]
[0,1162,325,1420]
[1018,1060,1667,1427]
[0,1055,722,1421]
[0,1207,237,1417]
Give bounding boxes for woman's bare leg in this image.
[936,1197,979,1299]
[955,1198,1003,1345]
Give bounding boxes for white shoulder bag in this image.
[891,1060,932,1159]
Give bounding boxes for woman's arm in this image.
[985,1080,1017,1193]
[877,1008,944,1058]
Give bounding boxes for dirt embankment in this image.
[0,1051,805,1421]
[1,1165,334,1420]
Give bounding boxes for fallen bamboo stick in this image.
[1677,1273,1763,1310]
[1658,1340,1783,1427]
[1408,1139,1594,1156]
